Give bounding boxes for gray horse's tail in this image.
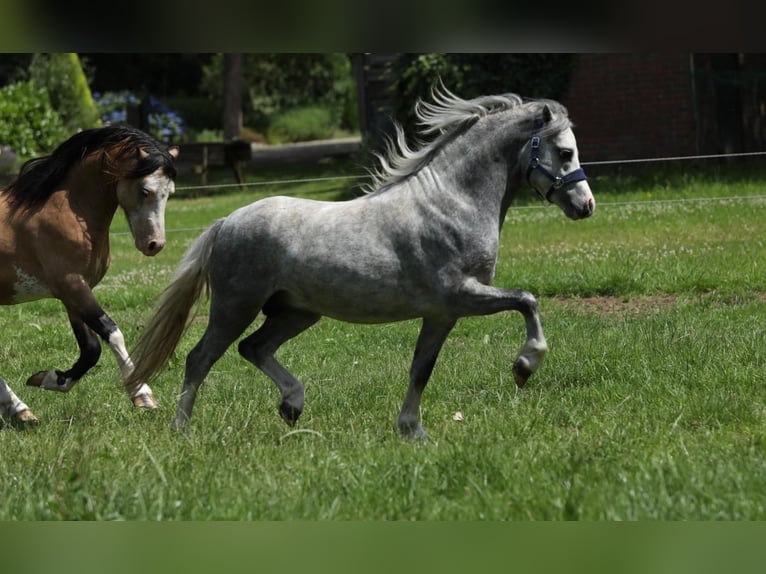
[126,218,225,393]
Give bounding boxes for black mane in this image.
[2,125,177,214]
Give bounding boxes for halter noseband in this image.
[525,120,588,203]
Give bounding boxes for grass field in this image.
[1,159,765,520]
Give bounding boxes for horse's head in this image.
[521,104,595,220]
[116,146,179,256]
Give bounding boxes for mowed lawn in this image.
[1,161,765,520]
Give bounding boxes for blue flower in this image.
[94,90,185,142]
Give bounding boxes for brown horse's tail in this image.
[126,218,225,393]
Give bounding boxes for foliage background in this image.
[390,54,576,140]
[28,53,101,133]
[199,53,357,135]
[0,53,582,151]
[0,80,68,157]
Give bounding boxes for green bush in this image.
[29,53,101,133]
[266,106,336,144]
[0,80,68,157]
[202,54,357,134]
[188,128,224,143]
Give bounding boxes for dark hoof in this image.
[171,421,192,438]
[512,361,533,389]
[25,371,49,388]
[397,420,429,440]
[279,401,302,426]
[401,427,429,441]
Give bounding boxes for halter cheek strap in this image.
[525,127,588,203]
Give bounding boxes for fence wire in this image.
[110,149,764,237]
[175,150,766,193]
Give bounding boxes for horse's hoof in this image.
[279,401,302,426]
[14,409,39,426]
[25,370,69,391]
[25,371,48,388]
[132,393,159,409]
[171,418,192,437]
[512,361,532,389]
[398,422,429,441]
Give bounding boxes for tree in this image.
[29,53,101,133]
[201,54,356,134]
[222,53,243,141]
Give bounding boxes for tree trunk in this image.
[222,53,243,141]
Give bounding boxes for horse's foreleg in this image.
[26,283,157,408]
[26,315,100,393]
[0,376,38,425]
[89,314,158,408]
[238,308,320,426]
[451,278,548,388]
[398,317,456,439]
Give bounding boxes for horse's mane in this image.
[2,125,177,215]
[364,84,572,194]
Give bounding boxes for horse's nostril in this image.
[146,240,165,254]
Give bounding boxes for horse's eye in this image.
[560,149,574,161]
[141,187,152,198]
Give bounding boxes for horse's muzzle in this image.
[581,196,596,218]
[569,195,595,220]
[138,238,166,256]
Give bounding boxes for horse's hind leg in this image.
[398,317,456,439]
[237,307,320,426]
[0,376,38,426]
[172,293,263,432]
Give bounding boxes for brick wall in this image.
[561,54,697,162]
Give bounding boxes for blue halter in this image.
[525,120,588,203]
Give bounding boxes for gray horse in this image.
[127,86,595,438]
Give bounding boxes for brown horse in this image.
[0,125,178,425]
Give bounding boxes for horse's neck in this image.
[422,129,524,229]
[498,167,524,230]
[63,159,120,234]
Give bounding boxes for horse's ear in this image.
[542,104,553,124]
[168,146,180,159]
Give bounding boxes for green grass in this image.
[2,161,766,519]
